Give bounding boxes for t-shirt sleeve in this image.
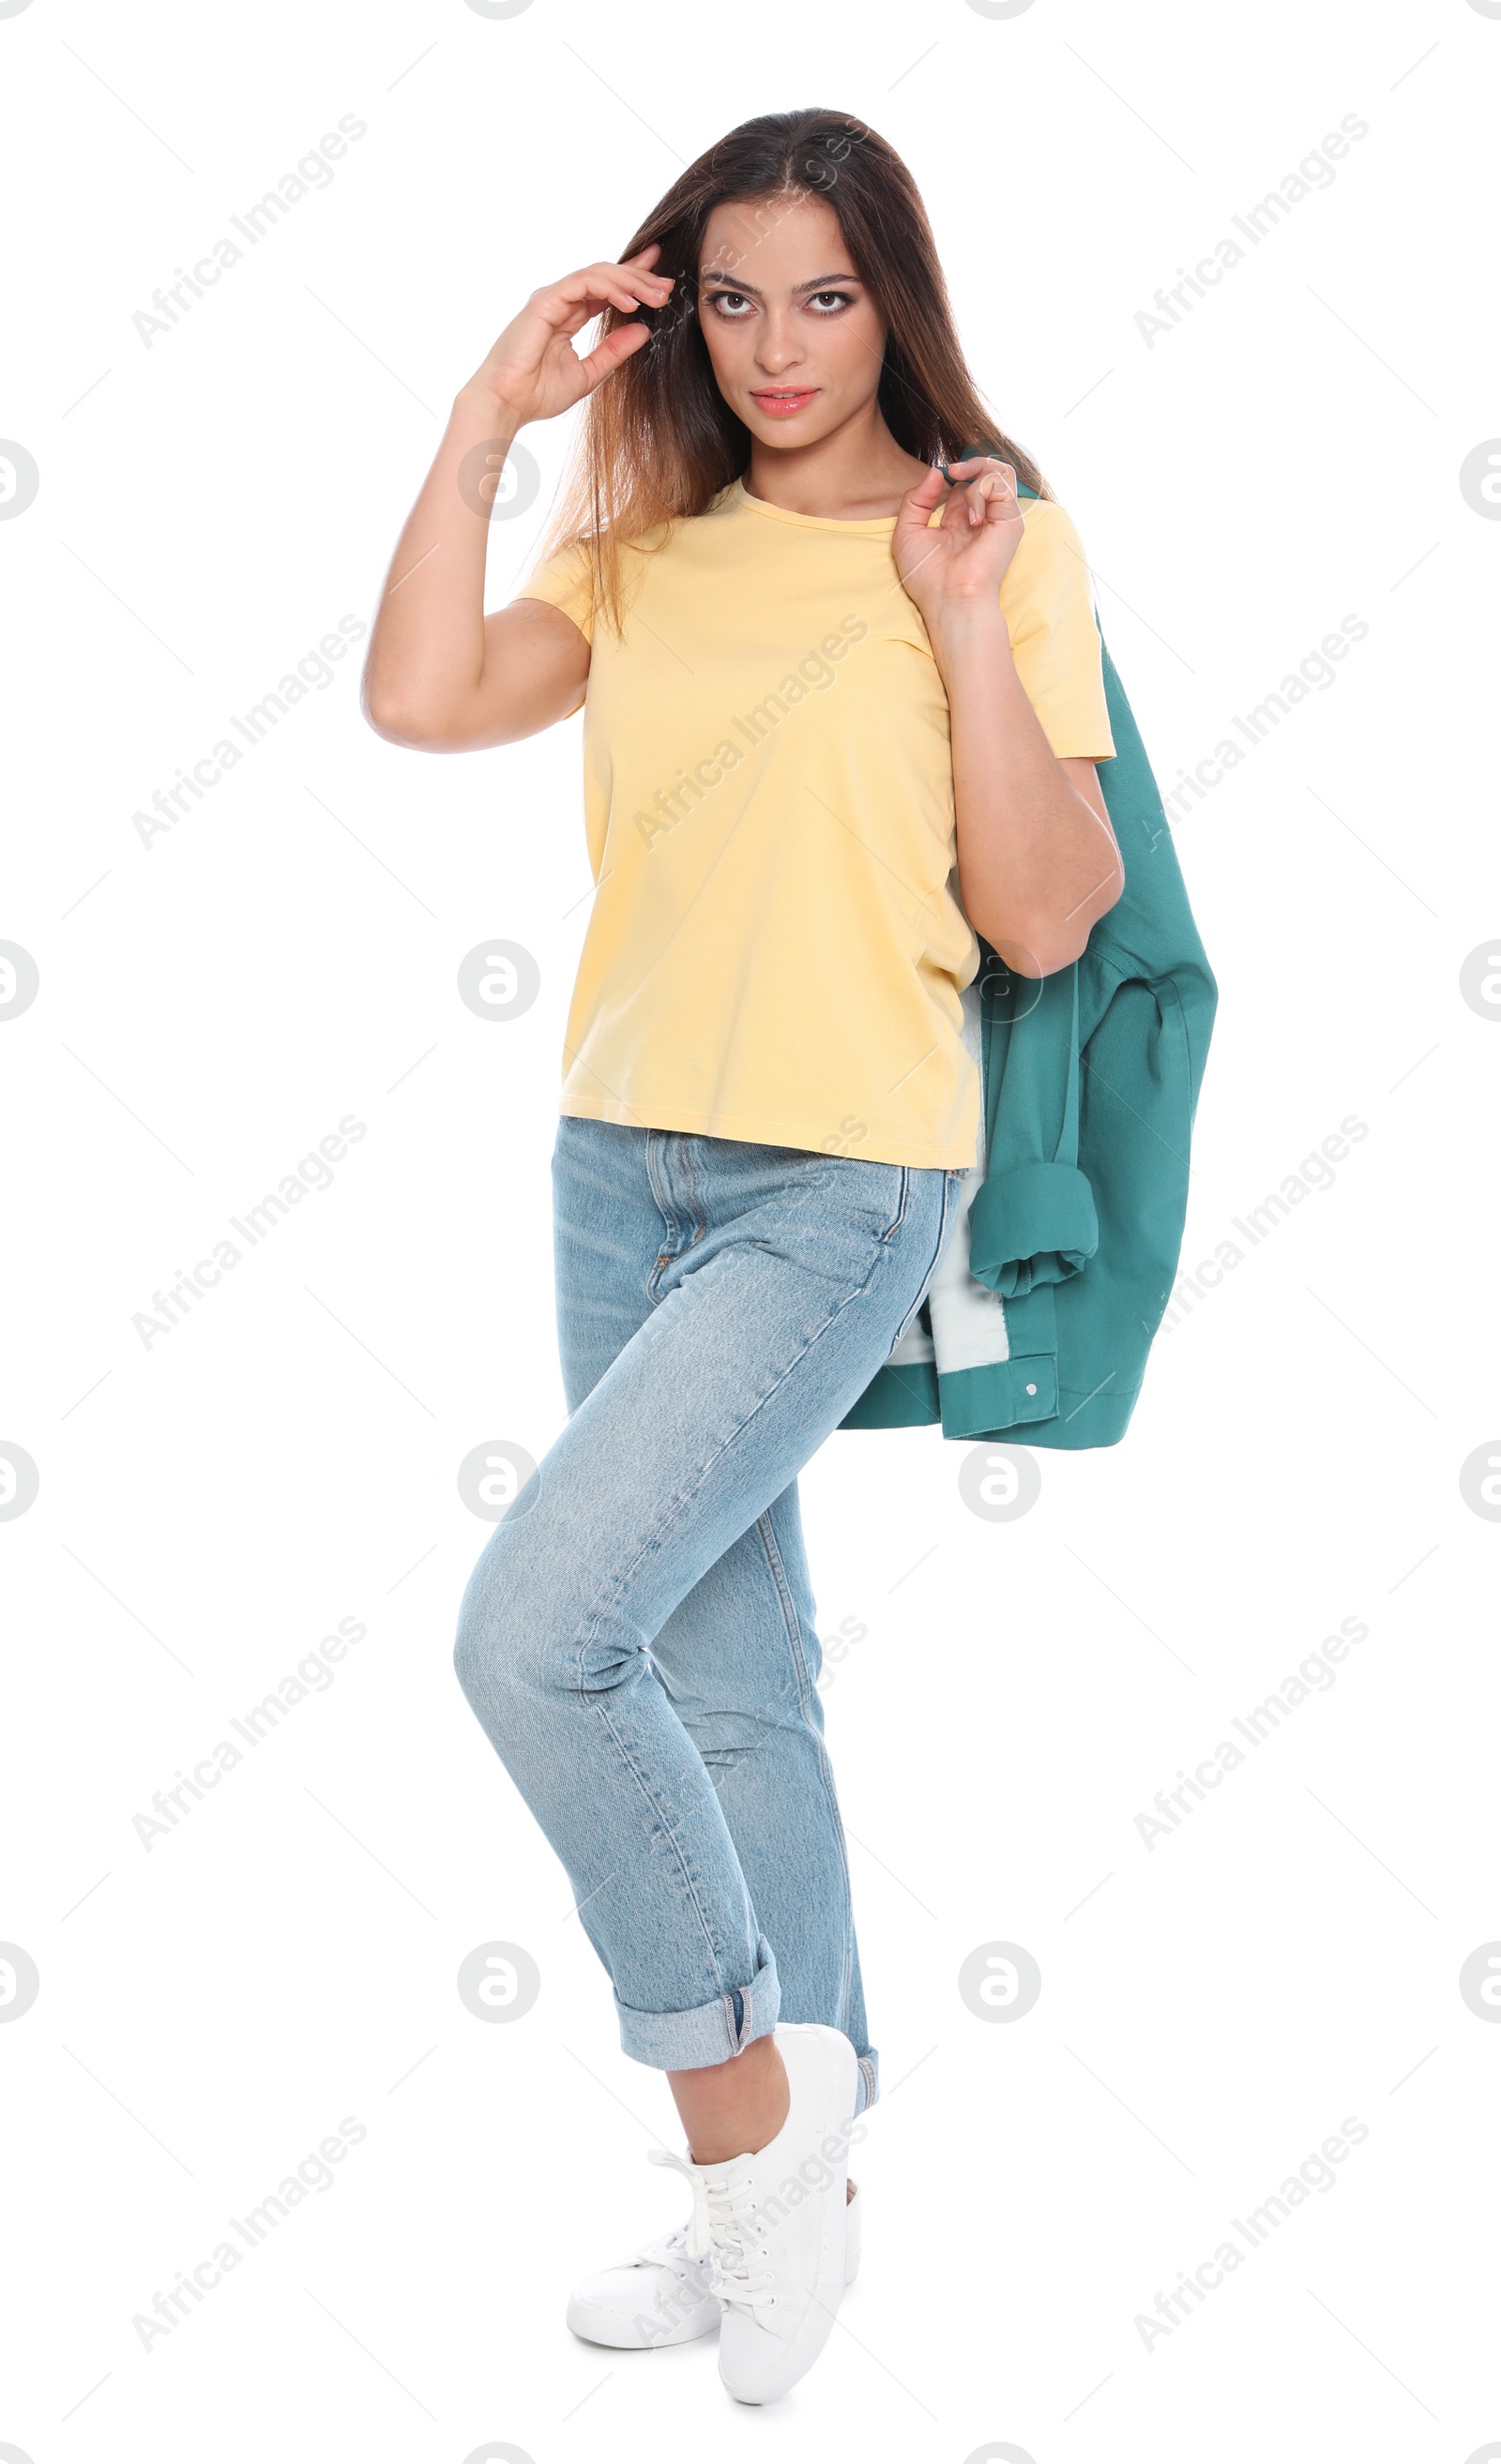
[999,500,1115,761]
[512,541,597,643]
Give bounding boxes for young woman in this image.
[363,106,1122,2406]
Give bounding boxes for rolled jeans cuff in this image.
[616,1934,781,2071]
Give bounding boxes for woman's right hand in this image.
[461,246,675,431]
[364,249,672,751]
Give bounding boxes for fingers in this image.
[944,455,1019,526]
[946,456,1017,496]
[539,259,675,325]
[573,319,654,394]
[898,464,949,513]
[891,463,950,548]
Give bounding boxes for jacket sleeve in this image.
[955,470,1214,1339]
[965,950,1099,1299]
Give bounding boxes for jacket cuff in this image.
[967,1161,1099,1297]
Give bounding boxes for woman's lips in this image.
[750,388,818,417]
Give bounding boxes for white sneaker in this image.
[566,2197,720,2349]
[566,2161,863,2351]
[698,2020,859,2404]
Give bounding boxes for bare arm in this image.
[893,459,1124,977]
[361,249,675,751]
[934,606,1121,975]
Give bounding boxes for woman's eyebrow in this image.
[697,270,862,295]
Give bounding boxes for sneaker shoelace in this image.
[650,2147,776,2312]
[629,2219,694,2274]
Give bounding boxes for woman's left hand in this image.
[891,456,1025,628]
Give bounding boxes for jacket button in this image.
[1025,1383,1038,1396]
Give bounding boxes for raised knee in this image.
[453,1517,650,1716]
[452,1543,536,1712]
[452,1601,493,1706]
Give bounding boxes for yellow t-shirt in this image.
[516,478,1114,1169]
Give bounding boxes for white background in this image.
[3,0,1498,2457]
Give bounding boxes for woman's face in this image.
[695,189,889,448]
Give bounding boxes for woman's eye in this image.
[708,291,752,317]
[809,291,852,312]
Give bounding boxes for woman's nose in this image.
[754,311,804,375]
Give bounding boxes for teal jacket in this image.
[841,484,1217,1450]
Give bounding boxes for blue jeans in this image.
[453,1118,962,2116]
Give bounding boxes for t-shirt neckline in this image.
[730,476,899,537]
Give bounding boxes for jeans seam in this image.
[754,1507,860,2037]
[680,1136,709,1249]
[890,1170,958,1346]
[878,1164,911,1243]
[645,1128,687,1304]
[584,1688,735,2003]
[645,1135,709,1303]
[644,1129,671,1297]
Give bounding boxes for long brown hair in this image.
[534,107,1049,634]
